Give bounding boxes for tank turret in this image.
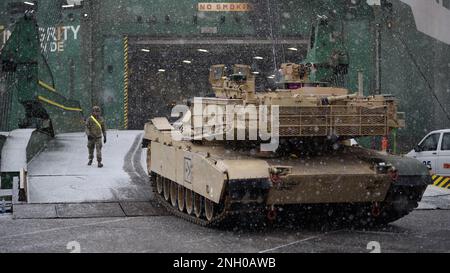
[209,64,256,100]
[193,16,404,147]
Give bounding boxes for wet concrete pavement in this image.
[1,131,449,253]
[0,209,449,253]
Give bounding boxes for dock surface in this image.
[27,130,151,204]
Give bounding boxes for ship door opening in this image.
[127,38,308,130]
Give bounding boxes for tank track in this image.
[150,173,234,227]
[150,174,427,228]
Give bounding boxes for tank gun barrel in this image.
[324,93,357,104]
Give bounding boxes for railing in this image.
[0,169,28,214]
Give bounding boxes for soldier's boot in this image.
[98,161,103,168]
[88,159,93,166]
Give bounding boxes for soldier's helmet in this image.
[92,106,101,113]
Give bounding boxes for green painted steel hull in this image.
[0,9,84,134]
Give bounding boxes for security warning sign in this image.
[198,2,252,12]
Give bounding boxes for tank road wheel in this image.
[156,175,163,195]
[204,198,215,221]
[163,178,170,201]
[170,181,178,207]
[194,193,204,218]
[177,185,185,212]
[185,189,194,215]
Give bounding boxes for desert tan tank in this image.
[143,17,431,227]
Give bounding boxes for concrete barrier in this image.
[0,129,51,205]
[26,130,52,163]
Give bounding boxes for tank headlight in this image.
[388,168,399,181]
[269,173,282,184]
[375,162,395,174]
[269,166,292,184]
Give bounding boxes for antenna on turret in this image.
[369,0,382,95]
[358,70,364,97]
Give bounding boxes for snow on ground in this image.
[419,185,450,210]
[27,130,152,204]
[424,185,450,197]
[0,129,34,172]
[141,147,148,175]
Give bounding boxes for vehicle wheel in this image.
[204,198,215,221]
[185,189,194,215]
[178,185,185,212]
[163,178,170,201]
[156,175,163,195]
[170,181,178,207]
[194,193,203,218]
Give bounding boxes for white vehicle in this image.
[406,129,450,176]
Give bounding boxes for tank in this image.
[143,17,431,227]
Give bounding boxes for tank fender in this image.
[216,160,270,180]
[143,122,154,142]
[371,154,431,186]
[150,140,228,203]
[216,160,271,202]
[351,147,431,186]
[144,118,179,143]
[189,153,228,204]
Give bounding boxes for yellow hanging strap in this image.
[90,115,102,131]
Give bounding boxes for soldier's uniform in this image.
[86,109,107,167]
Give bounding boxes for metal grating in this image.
[276,105,388,137]
[191,103,389,139]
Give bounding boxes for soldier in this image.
[85,106,107,168]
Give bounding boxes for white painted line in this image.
[258,236,321,253]
[351,229,403,236]
[258,230,342,253]
[0,218,130,240]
